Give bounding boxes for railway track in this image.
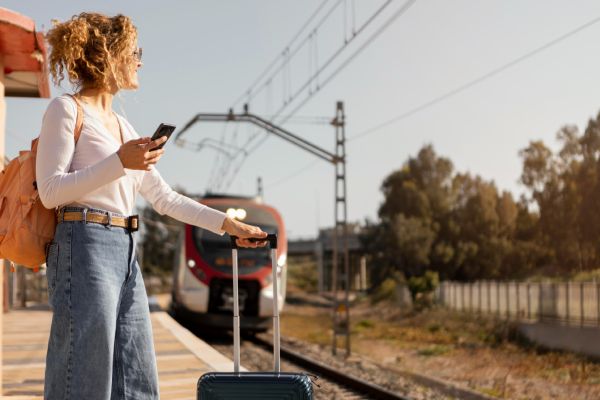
[162,295,498,400]
[205,332,413,399]
[248,334,411,400]
[169,305,448,399]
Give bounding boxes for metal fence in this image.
[436,280,600,326]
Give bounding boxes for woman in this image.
[37,12,267,399]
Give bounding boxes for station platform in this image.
[2,296,244,399]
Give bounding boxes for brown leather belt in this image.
[58,209,139,232]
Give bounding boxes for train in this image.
[169,194,287,332]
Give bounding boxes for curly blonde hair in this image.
[46,12,138,90]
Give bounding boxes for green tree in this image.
[519,111,600,273]
[364,143,546,286]
[374,145,453,280]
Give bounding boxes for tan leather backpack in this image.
[0,94,83,271]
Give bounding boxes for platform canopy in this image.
[0,7,50,98]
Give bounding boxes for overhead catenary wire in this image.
[248,0,394,115]
[206,122,232,191]
[230,0,392,151]
[231,0,345,148]
[219,0,412,191]
[262,13,600,190]
[272,0,401,124]
[348,14,600,142]
[277,0,418,123]
[207,116,329,189]
[231,0,337,109]
[207,0,339,187]
[198,1,403,191]
[238,0,417,161]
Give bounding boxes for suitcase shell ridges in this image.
[197,372,313,399]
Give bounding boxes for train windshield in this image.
[192,203,279,269]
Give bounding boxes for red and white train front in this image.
[170,197,287,331]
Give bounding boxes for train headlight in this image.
[226,208,237,219]
[226,208,247,220]
[187,259,196,268]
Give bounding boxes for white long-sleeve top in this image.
[35,94,227,235]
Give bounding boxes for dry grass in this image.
[280,286,600,399]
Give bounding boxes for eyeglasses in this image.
[133,47,143,62]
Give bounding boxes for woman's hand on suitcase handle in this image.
[117,136,167,171]
[222,217,268,248]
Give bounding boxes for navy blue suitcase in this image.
[197,234,314,399]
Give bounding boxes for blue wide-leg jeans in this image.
[44,207,160,399]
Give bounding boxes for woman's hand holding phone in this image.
[117,136,167,171]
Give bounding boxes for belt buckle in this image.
[128,215,139,232]
[104,211,112,228]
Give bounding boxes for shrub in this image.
[407,270,439,310]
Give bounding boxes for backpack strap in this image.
[49,94,83,216]
[66,93,84,144]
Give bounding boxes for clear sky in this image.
[4,1,600,238]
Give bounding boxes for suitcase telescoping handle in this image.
[230,234,280,374]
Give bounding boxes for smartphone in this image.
[149,123,176,151]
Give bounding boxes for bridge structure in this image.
[288,224,368,294]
